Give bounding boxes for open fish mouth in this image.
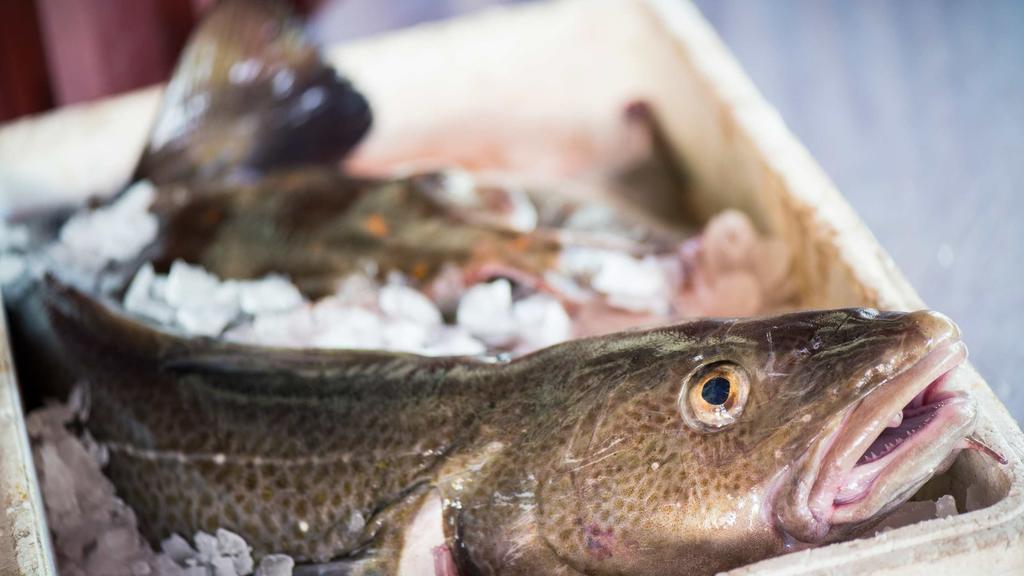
[807,337,977,531]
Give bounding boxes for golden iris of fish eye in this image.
[679,361,750,431]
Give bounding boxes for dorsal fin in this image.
[41,272,490,401]
[135,0,372,185]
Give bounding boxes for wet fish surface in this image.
[45,284,979,575]
[5,1,992,575]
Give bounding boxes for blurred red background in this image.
[0,0,322,122]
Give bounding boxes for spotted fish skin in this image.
[43,281,968,574]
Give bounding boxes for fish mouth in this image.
[805,337,976,536]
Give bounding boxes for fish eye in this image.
[680,362,750,431]
[701,377,731,405]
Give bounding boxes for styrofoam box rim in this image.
[0,1,1021,574]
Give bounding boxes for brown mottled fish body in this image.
[147,171,568,298]
[46,283,976,574]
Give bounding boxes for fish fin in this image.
[136,0,371,185]
[608,100,696,230]
[291,559,359,576]
[159,347,473,382]
[43,272,485,401]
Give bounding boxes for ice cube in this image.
[590,253,669,314]
[160,534,198,564]
[210,557,237,576]
[558,246,612,278]
[935,494,958,518]
[124,263,156,307]
[215,529,249,555]
[194,531,219,563]
[346,511,367,534]
[29,402,202,576]
[333,273,379,308]
[58,180,158,265]
[165,261,223,309]
[37,443,80,521]
[114,180,158,216]
[255,555,295,576]
[238,276,304,315]
[422,327,487,357]
[124,264,176,325]
[456,280,517,346]
[513,294,571,351]
[176,304,237,337]
[542,270,593,303]
[216,529,254,575]
[246,312,296,347]
[311,306,384,350]
[249,307,316,347]
[380,319,431,353]
[380,284,442,326]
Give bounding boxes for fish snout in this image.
[906,310,962,350]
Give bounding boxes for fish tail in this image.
[135,0,372,185]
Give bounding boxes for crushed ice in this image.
[28,397,295,576]
[124,260,571,358]
[52,180,159,278]
[117,207,792,358]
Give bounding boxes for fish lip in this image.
[805,339,973,534]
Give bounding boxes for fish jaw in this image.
[778,312,977,543]
[819,342,975,526]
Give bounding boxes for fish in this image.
[44,281,981,575]
[134,0,372,186]
[5,1,995,575]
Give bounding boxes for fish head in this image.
[535,308,976,574]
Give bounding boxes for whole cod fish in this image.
[8,1,994,575]
[46,283,979,575]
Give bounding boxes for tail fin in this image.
[136,0,371,185]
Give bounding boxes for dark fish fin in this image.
[159,347,487,401]
[43,273,484,399]
[42,272,175,362]
[135,0,372,185]
[609,100,697,230]
[292,560,359,576]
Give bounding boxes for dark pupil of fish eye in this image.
[701,377,731,406]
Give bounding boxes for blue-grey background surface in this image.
[313,0,1024,422]
[689,0,1023,423]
